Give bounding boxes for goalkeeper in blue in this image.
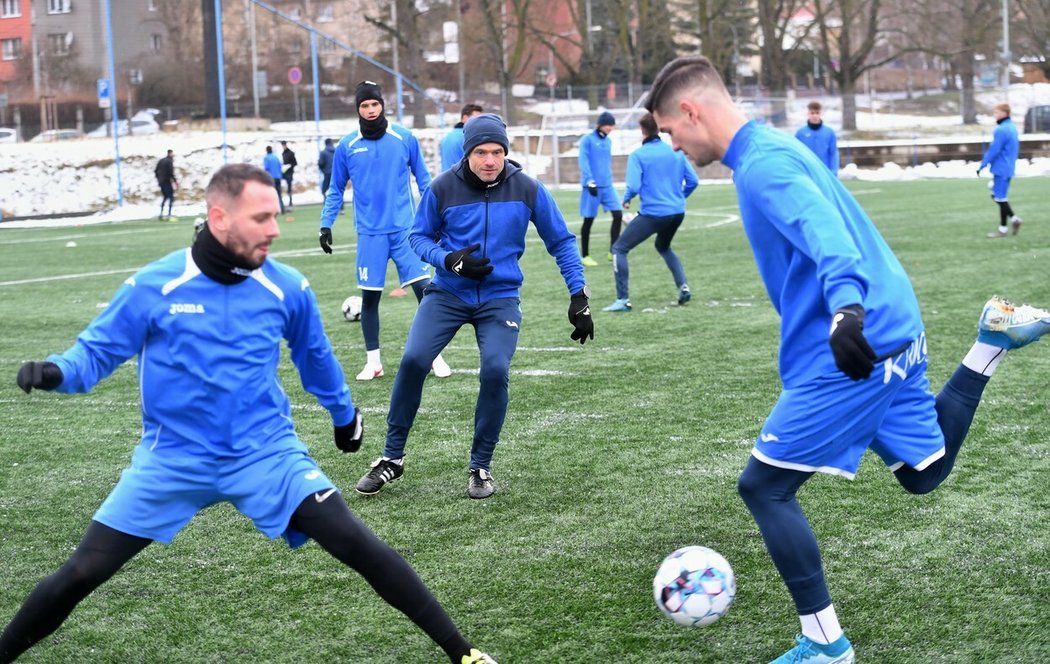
[646,56,1050,664]
[2,164,496,664]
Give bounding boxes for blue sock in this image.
[360,290,381,351]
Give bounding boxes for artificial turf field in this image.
[0,177,1047,662]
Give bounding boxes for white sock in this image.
[366,349,381,366]
[800,604,843,645]
[383,456,404,465]
[962,341,1006,377]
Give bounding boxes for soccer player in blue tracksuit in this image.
[319,80,450,381]
[2,164,498,664]
[262,144,285,213]
[354,114,593,500]
[977,102,1023,237]
[578,111,624,266]
[603,112,699,312]
[795,100,839,175]
[647,56,1050,664]
[440,103,484,171]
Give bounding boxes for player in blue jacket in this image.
[3,164,498,664]
[578,111,623,266]
[977,102,1023,237]
[319,81,450,381]
[647,56,1050,664]
[440,103,484,171]
[603,112,699,312]
[262,144,285,213]
[794,101,839,175]
[354,114,593,500]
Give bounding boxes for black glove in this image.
[319,227,333,254]
[444,243,493,281]
[828,305,876,380]
[16,361,63,394]
[976,168,981,177]
[568,288,594,344]
[334,408,363,453]
[586,181,598,197]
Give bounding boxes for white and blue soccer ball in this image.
[341,295,363,322]
[653,545,736,627]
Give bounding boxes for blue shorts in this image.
[991,175,1011,202]
[752,335,944,479]
[579,185,623,218]
[356,231,431,291]
[93,439,335,548]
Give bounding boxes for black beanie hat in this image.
[462,113,509,155]
[597,111,616,127]
[355,80,384,108]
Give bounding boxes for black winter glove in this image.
[16,361,63,394]
[586,181,598,197]
[319,227,333,254]
[334,408,363,453]
[828,305,876,380]
[444,243,493,281]
[568,288,594,344]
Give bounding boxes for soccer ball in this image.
[653,545,736,627]
[341,295,363,322]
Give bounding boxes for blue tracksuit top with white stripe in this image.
[578,129,614,186]
[979,117,1019,177]
[723,121,923,387]
[622,136,699,217]
[440,124,466,171]
[320,123,432,234]
[411,159,586,305]
[47,249,355,456]
[794,122,839,174]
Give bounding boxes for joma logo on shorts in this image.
[169,303,205,315]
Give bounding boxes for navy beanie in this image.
[597,111,616,127]
[462,113,509,155]
[355,80,384,108]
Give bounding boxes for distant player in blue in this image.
[262,144,285,213]
[354,114,593,500]
[317,137,336,196]
[440,103,484,171]
[794,101,838,175]
[319,81,450,381]
[578,110,623,266]
[2,164,498,664]
[602,112,699,312]
[647,56,1050,664]
[977,102,1022,237]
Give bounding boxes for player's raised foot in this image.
[977,296,1050,349]
[355,363,384,381]
[769,634,854,664]
[432,354,452,378]
[461,648,497,664]
[678,285,692,306]
[602,298,632,313]
[581,255,599,267]
[986,227,1008,238]
[468,468,495,499]
[355,457,404,495]
[1011,215,1023,235]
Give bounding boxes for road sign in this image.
[545,72,557,87]
[288,66,302,85]
[96,79,111,109]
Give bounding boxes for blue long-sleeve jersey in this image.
[410,160,586,305]
[723,121,923,387]
[622,137,699,217]
[578,129,614,186]
[319,124,432,234]
[48,249,355,457]
[263,152,283,179]
[979,118,1019,177]
[440,124,466,171]
[794,122,839,174]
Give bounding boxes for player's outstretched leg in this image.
[976,296,1050,350]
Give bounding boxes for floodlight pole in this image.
[310,32,321,154]
[214,0,229,163]
[248,0,260,117]
[102,0,123,207]
[1000,0,1010,103]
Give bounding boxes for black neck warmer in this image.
[807,120,823,131]
[643,135,661,144]
[596,128,608,139]
[359,113,389,140]
[454,121,465,129]
[461,162,507,191]
[191,223,256,285]
[996,116,1008,125]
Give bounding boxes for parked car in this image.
[29,129,84,143]
[86,109,161,138]
[1023,105,1050,133]
[0,127,17,143]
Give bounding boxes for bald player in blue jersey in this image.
[647,56,1050,664]
[3,164,497,664]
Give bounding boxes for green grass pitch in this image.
[0,178,1047,662]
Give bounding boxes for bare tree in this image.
[365,0,432,128]
[673,0,755,94]
[473,0,534,124]
[1014,0,1050,79]
[754,0,816,125]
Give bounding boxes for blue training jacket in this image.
[723,121,923,387]
[622,137,699,217]
[411,159,586,305]
[48,249,355,457]
[794,122,839,174]
[979,118,1019,178]
[320,124,432,235]
[578,129,614,186]
[263,152,283,179]
[440,124,466,171]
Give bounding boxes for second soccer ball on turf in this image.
[653,545,736,627]
[341,296,363,322]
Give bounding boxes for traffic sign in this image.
[288,66,303,85]
[96,78,111,109]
